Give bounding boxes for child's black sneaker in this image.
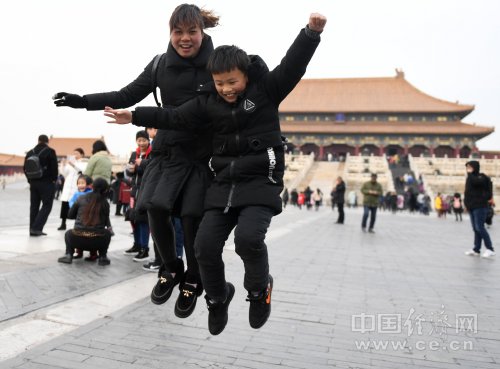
[133,249,149,262]
[150,259,184,305]
[205,282,235,335]
[174,276,203,318]
[246,275,273,329]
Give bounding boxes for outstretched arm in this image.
[265,13,327,104]
[104,96,209,131]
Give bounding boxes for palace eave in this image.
[280,121,494,138]
[279,75,474,116]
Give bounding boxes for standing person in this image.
[24,134,58,236]
[84,140,112,184]
[304,186,313,210]
[290,188,298,207]
[312,188,323,211]
[58,148,87,231]
[452,192,463,222]
[361,173,383,233]
[58,178,112,266]
[53,4,220,318]
[1,178,6,190]
[282,188,289,208]
[464,161,495,258]
[105,12,326,334]
[333,176,345,224]
[110,172,124,216]
[125,130,152,262]
[434,193,444,218]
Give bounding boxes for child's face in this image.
[170,23,203,59]
[212,68,248,104]
[136,137,149,151]
[77,178,87,192]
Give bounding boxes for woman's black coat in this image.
[83,36,215,216]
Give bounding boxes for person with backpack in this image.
[52,4,220,319]
[464,161,495,258]
[23,134,58,236]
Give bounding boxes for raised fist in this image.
[308,13,327,33]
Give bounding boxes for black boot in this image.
[57,222,66,231]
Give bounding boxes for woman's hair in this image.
[74,147,85,156]
[169,4,219,32]
[77,174,93,186]
[207,45,250,75]
[81,178,109,227]
[92,140,108,155]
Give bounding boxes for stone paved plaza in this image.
[0,181,499,369]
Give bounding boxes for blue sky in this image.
[1,0,498,156]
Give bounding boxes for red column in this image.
[429,146,435,156]
[404,145,409,155]
[379,145,385,156]
[354,145,360,156]
[318,145,324,161]
[454,146,460,158]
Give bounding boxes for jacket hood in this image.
[247,55,269,81]
[466,160,480,174]
[165,34,214,68]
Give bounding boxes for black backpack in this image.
[25,147,48,180]
[151,54,164,107]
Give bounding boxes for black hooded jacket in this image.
[464,160,493,210]
[82,36,215,216]
[132,28,321,214]
[24,143,58,183]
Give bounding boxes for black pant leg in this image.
[338,203,344,223]
[32,181,55,231]
[181,216,201,281]
[147,208,177,270]
[369,207,377,229]
[29,183,42,230]
[233,206,273,293]
[195,209,237,301]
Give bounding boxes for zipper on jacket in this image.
[232,108,240,151]
[224,161,236,214]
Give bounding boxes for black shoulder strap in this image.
[151,54,164,108]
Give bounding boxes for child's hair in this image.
[81,178,109,227]
[169,4,219,32]
[77,174,93,186]
[74,147,85,156]
[207,45,250,75]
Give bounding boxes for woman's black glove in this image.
[52,92,88,109]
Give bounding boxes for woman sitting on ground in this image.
[58,178,112,266]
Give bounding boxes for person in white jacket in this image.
[58,148,87,230]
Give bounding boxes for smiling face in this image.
[212,68,248,104]
[77,178,87,192]
[136,137,149,152]
[170,23,203,59]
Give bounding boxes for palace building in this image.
[279,70,494,159]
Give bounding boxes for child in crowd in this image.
[105,13,327,335]
[69,175,94,260]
